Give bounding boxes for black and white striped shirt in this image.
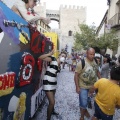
[43,56,58,91]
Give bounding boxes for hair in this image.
[22,0,28,3]
[86,47,95,53]
[94,56,100,65]
[22,0,38,3]
[118,55,120,63]
[92,47,100,53]
[103,54,111,63]
[110,66,120,81]
[95,56,100,59]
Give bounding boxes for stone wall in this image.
[34,2,46,18]
[59,5,86,36]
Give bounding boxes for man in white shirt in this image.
[60,53,66,69]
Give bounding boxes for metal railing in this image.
[108,13,120,27]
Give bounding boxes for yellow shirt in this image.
[94,78,120,115]
[72,60,77,65]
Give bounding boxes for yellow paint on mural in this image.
[0,87,14,97]
[19,33,28,44]
[13,92,26,120]
[44,32,59,58]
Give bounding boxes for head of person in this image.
[22,0,39,8]
[95,56,101,65]
[73,58,76,60]
[86,47,95,61]
[103,55,111,64]
[110,66,120,81]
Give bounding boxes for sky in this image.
[41,0,108,28]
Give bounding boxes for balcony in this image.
[108,13,120,28]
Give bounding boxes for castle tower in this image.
[59,5,86,36]
[34,2,46,18]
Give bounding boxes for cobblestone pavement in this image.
[33,66,120,120]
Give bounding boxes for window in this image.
[68,30,72,36]
[107,0,111,5]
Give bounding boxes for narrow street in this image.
[33,66,120,120]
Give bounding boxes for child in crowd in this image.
[72,58,77,72]
[67,55,72,71]
[95,56,102,74]
[116,55,120,66]
[91,66,120,120]
[101,55,110,78]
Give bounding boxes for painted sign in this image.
[0,72,15,97]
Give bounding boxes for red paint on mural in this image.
[0,72,15,96]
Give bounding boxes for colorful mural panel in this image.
[0,1,53,120]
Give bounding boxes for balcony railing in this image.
[108,13,120,28]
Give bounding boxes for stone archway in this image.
[46,10,60,27]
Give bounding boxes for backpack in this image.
[81,58,98,69]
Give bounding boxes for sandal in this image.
[80,117,84,120]
[85,111,90,118]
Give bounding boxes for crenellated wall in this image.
[60,4,86,10]
[59,4,86,36]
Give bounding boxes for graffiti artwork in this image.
[30,27,53,54]
[0,108,3,120]
[17,52,35,87]
[0,1,53,120]
[0,72,15,97]
[0,2,30,45]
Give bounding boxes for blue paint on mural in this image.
[0,2,30,45]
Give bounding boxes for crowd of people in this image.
[39,48,120,120]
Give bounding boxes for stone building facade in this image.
[59,5,86,36]
[34,3,51,33]
[35,3,86,53]
[107,0,120,56]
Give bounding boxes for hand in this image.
[41,17,51,24]
[76,86,80,94]
[89,87,94,94]
[116,105,120,109]
[49,49,55,56]
[45,18,51,24]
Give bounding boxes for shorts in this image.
[94,101,113,120]
[79,88,89,109]
[73,65,76,69]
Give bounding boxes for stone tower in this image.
[59,5,86,36]
[35,3,87,53]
